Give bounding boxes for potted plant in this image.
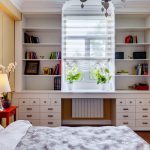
[0,63,17,108]
[91,66,112,90]
[66,65,82,90]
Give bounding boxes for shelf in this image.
[23,27,61,31]
[22,59,61,61]
[115,59,150,61]
[23,43,61,46]
[115,75,150,77]
[116,43,150,46]
[115,27,150,31]
[24,75,61,77]
[63,57,113,60]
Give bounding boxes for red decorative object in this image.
[134,85,149,91]
[0,106,17,126]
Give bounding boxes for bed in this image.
[0,120,149,150]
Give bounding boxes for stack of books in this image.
[50,52,61,59]
[25,52,37,59]
[54,77,61,90]
[24,33,40,43]
[135,63,148,75]
[53,64,61,75]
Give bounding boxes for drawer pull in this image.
[54,101,57,104]
[129,101,132,104]
[143,108,148,111]
[123,115,128,118]
[27,115,32,118]
[48,108,53,111]
[139,101,142,104]
[33,101,36,103]
[123,108,129,111]
[27,108,32,111]
[120,101,123,104]
[23,101,25,103]
[143,122,148,125]
[48,115,53,118]
[44,101,47,103]
[143,115,148,118]
[123,122,128,125]
[48,122,53,125]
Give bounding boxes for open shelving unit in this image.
[115,14,150,91]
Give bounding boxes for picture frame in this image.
[24,61,40,75]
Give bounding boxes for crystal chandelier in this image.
[80,0,111,17]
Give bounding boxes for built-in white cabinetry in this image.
[13,94,61,127]
[116,98,150,130]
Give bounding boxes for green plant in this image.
[91,67,112,84]
[66,65,82,84]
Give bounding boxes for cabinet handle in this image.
[123,122,128,125]
[120,101,123,104]
[23,101,25,103]
[143,108,148,111]
[54,101,57,104]
[27,115,32,118]
[123,115,128,118]
[143,122,148,125]
[48,108,53,111]
[48,122,53,125]
[33,101,36,103]
[139,101,142,104]
[48,115,53,118]
[27,108,32,111]
[123,108,129,111]
[143,115,148,118]
[129,101,132,104]
[44,101,47,103]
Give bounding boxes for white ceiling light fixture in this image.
[80,0,112,17]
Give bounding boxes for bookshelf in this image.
[115,14,150,91]
[15,14,61,91]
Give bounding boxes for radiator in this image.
[72,98,103,118]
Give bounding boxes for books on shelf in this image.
[25,52,37,59]
[24,33,40,43]
[50,52,61,59]
[135,63,148,75]
[54,77,61,90]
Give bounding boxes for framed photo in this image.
[25,61,39,75]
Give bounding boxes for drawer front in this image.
[136,106,150,113]
[19,99,30,106]
[117,106,135,113]
[136,120,150,127]
[19,106,40,113]
[116,120,135,127]
[51,99,61,106]
[40,113,61,120]
[19,113,40,120]
[125,99,135,105]
[40,99,50,105]
[29,120,40,126]
[116,99,126,106]
[136,99,148,105]
[40,120,61,127]
[40,106,61,113]
[117,113,135,120]
[30,99,40,105]
[136,113,150,119]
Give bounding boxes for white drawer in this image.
[117,106,135,113]
[29,120,40,126]
[136,113,150,119]
[136,99,150,105]
[40,113,61,120]
[116,99,126,106]
[40,106,61,113]
[40,99,50,105]
[19,106,40,113]
[116,120,135,127]
[136,106,150,113]
[51,99,61,106]
[19,99,30,106]
[40,120,61,127]
[117,113,135,120]
[136,120,150,127]
[125,99,135,105]
[19,112,40,120]
[30,99,40,105]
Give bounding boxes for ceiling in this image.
[10,0,150,13]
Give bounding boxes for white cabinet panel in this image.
[19,106,40,113]
[117,106,135,113]
[136,120,150,127]
[136,106,150,113]
[117,113,135,120]
[40,113,61,120]
[51,99,61,106]
[40,120,61,127]
[19,112,40,120]
[136,113,150,120]
[40,99,51,105]
[116,120,135,127]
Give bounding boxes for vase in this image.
[68,83,73,90]
[2,99,10,109]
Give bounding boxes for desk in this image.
[0,106,17,126]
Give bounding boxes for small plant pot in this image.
[2,99,10,109]
[68,83,73,90]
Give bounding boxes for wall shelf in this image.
[63,57,113,60]
[23,43,61,46]
[22,59,61,61]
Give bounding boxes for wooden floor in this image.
[136,132,150,144]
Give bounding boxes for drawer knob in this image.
[143,108,148,111]
[130,101,132,104]
[120,101,123,104]
[33,101,36,103]
[27,108,32,111]
[143,122,148,125]
[48,115,53,118]
[123,108,128,111]
[23,101,25,103]
[48,122,53,125]
[123,115,128,118]
[44,101,47,103]
[48,108,53,111]
[55,101,57,103]
[143,115,148,118]
[123,122,128,125]
[27,115,32,118]
[139,101,142,104]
